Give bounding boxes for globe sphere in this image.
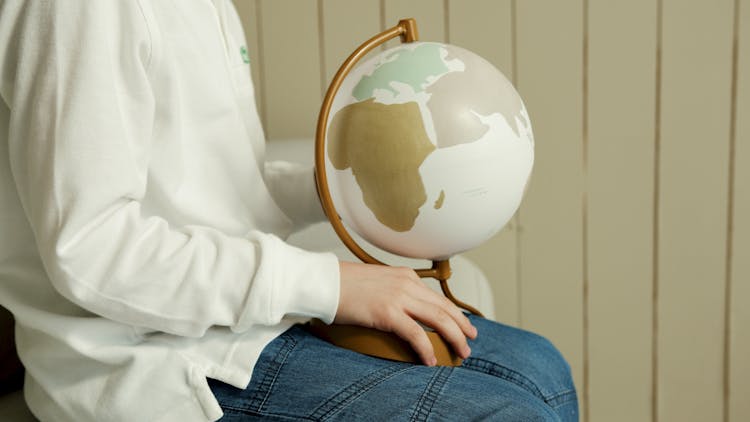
[325,42,534,260]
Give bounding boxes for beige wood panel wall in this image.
[383,0,445,50]
[514,0,587,416]
[320,0,381,87]
[658,1,734,420]
[587,1,656,421]
[256,0,323,140]
[233,1,750,421]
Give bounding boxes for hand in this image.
[334,261,478,366]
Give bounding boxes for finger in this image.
[407,299,471,359]
[390,314,437,366]
[406,282,478,340]
[434,295,477,339]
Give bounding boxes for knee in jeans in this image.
[536,334,572,377]
[514,329,576,395]
[469,317,577,400]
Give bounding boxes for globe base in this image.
[307,319,463,367]
[308,260,482,367]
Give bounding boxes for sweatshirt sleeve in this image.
[0,0,340,337]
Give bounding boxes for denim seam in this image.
[462,357,547,402]
[220,406,314,420]
[463,357,578,410]
[243,332,298,414]
[545,389,578,408]
[309,364,415,420]
[409,366,452,422]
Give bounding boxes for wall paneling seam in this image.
[723,1,741,421]
[652,0,664,420]
[581,1,590,421]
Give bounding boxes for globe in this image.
[324,41,534,261]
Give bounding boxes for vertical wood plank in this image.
[658,1,734,420]
[730,1,750,420]
[446,0,514,77]
[258,0,322,140]
[515,0,586,416]
[587,1,656,421]
[383,0,446,49]
[321,0,382,87]
[447,0,519,325]
[231,0,266,126]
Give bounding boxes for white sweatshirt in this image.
[0,1,340,420]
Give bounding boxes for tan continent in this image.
[434,190,445,209]
[328,99,436,232]
[426,47,527,148]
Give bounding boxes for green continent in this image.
[352,43,449,101]
[328,99,436,232]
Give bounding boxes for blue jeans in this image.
[208,315,578,421]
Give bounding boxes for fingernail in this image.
[464,346,472,357]
[429,356,437,366]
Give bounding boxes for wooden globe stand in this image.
[311,18,483,367]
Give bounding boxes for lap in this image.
[208,316,578,421]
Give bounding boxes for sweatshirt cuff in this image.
[235,232,340,332]
[273,237,340,324]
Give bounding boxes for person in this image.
[0,1,578,420]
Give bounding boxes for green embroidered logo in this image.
[240,46,250,64]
